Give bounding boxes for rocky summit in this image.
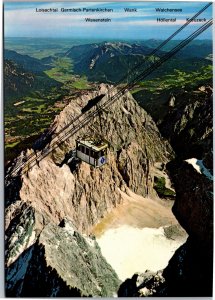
[5,84,174,296]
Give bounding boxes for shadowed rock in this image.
[6,218,120,297]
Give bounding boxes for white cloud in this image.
[4,2,211,37]
[4,6,196,28]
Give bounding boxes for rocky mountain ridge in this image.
[159,84,213,161]
[65,42,159,83]
[4,60,35,99]
[5,84,174,296]
[6,218,120,297]
[4,56,61,106]
[4,49,51,73]
[117,84,213,297]
[65,41,212,84]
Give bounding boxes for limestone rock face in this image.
[6,218,120,297]
[6,84,173,235]
[5,84,173,296]
[50,84,173,200]
[163,158,213,296]
[5,201,46,267]
[170,159,213,248]
[118,83,213,297]
[159,87,213,160]
[135,84,213,161]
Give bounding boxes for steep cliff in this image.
[6,218,119,297]
[5,84,173,296]
[117,82,213,297]
[159,85,213,160]
[118,156,213,296]
[164,157,213,296]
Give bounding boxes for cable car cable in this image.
[7,19,212,177]
[6,18,212,178]
[98,2,212,94]
[6,2,211,176]
[8,2,212,171]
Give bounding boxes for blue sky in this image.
[4,2,212,40]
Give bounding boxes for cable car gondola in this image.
[76,137,108,168]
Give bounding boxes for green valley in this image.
[4,38,212,164]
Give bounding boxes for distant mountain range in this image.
[140,39,213,58]
[65,42,162,83]
[4,55,61,105]
[4,49,52,73]
[4,59,35,98]
[4,39,212,93]
[65,41,212,83]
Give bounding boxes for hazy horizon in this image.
[4,36,212,40]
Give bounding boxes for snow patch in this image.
[97,225,186,281]
[185,158,213,181]
[185,158,201,173]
